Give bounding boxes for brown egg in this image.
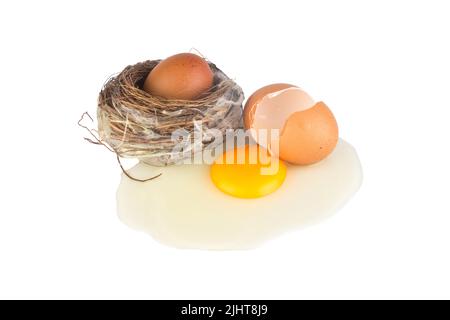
[243,84,339,165]
[143,53,214,100]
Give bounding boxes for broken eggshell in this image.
[244,84,339,165]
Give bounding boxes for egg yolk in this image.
[210,145,287,198]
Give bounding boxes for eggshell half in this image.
[279,102,338,165]
[244,83,296,129]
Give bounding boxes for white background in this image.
[0,0,449,299]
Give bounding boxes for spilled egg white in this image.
[116,139,362,250]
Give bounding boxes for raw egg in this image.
[143,53,214,100]
[210,144,287,198]
[116,139,362,250]
[244,84,339,165]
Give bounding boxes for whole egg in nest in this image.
[244,84,339,165]
[143,53,214,100]
[96,54,244,166]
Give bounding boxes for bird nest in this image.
[96,59,244,166]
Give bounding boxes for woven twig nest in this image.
[97,60,244,166]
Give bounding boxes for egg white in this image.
[117,139,362,250]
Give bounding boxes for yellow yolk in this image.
[210,145,287,198]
